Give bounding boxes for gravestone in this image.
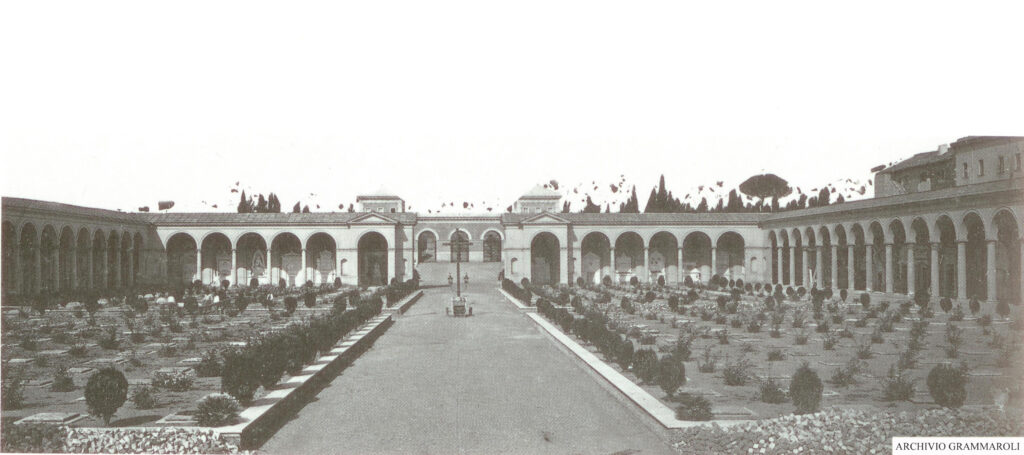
[16,412,82,425]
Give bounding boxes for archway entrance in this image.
[358,232,388,287]
[581,232,611,284]
[417,231,436,263]
[530,232,560,286]
[166,233,197,285]
[483,232,502,262]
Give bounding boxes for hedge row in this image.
[501,279,532,304]
[220,293,386,403]
[674,407,1023,454]
[0,425,238,454]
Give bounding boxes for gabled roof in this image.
[356,186,402,201]
[2,197,147,225]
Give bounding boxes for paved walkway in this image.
[261,281,675,454]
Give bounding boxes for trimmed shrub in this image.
[839,288,848,302]
[633,349,658,383]
[675,394,713,421]
[85,367,129,425]
[883,365,915,401]
[656,357,685,397]
[860,292,870,309]
[996,299,1011,319]
[969,297,980,315]
[723,357,752,386]
[927,363,967,408]
[195,394,241,427]
[790,362,823,414]
[131,385,157,409]
[759,378,788,404]
[304,291,317,308]
[195,350,222,377]
[283,296,298,316]
[51,365,76,392]
[0,423,67,453]
[221,349,260,404]
[940,297,953,314]
[615,339,634,370]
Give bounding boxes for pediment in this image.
[520,212,569,224]
[349,212,397,224]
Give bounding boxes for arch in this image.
[614,231,644,282]
[2,222,16,293]
[964,212,987,300]
[483,231,502,262]
[449,228,473,241]
[530,232,560,285]
[715,231,745,281]
[40,225,58,292]
[271,232,303,287]
[993,209,1021,303]
[306,232,337,285]
[358,232,389,287]
[580,232,611,284]
[166,232,197,285]
[450,230,470,263]
[236,233,269,286]
[59,226,75,290]
[76,228,90,289]
[481,228,505,241]
[682,231,712,284]
[935,215,958,297]
[649,231,679,284]
[200,232,232,286]
[417,231,437,263]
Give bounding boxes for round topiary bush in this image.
[996,299,1011,319]
[303,291,317,308]
[940,297,953,314]
[840,288,848,302]
[927,363,967,408]
[195,393,241,427]
[633,349,658,384]
[84,367,128,425]
[656,357,685,397]
[221,350,260,404]
[333,277,342,288]
[576,277,585,287]
[250,277,259,288]
[602,275,612,286]
[629,276,640,287]
[789,361,823,414]
[860,292,871,309]
[283,296,298,315]
[657,275,666,287]
[675,393,713,421]
[969,297,980,315]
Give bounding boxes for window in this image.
[978,159,984,176]
[998,156,1005,174]
[962,162,968,179]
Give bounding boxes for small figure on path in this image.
[448,273,453,286]
[464,273,469,284]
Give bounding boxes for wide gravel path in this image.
[261,281,675,455]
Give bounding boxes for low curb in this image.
[386,289,424,314]
[218,312,395,449]
[496,288,535,312]
[499,290,749,429]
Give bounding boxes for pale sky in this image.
[1,1,1022,213]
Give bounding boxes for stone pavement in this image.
[261,281,675,454]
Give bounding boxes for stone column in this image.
[956,241,967,299]
[231,248,237,286]
[52,247,60,291]
[643,247,650,283]
[266,249,272,284]
[801,247,809,287]
[126,248,134,288]
[196,249,202,284]
[113,245,121,289]
[789,246,796,286]
[884,243,894,294]
[776,246,783,284]
[336,248,343,282]
[830,245,838,290]
[906,245,915,296]
[865,244,873,291]
[710,247,717,283]
[814,246,823,289]
[930,243,940,298]
[70,247,78,289]
[986,240,997,303]
[300,248,307,285]
[33,246,41,293]
[609,248,616,284]
[388,247,397,284]
[87,247,94,288]
[846,245,855,290]
[677,247,684,284]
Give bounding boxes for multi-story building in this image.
[3,136,1021,305]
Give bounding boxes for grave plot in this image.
[0,284,361,428]
[521,280,1024,422]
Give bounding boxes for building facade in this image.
[2,136,1021,305]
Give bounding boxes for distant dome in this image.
[520,185,562,199]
